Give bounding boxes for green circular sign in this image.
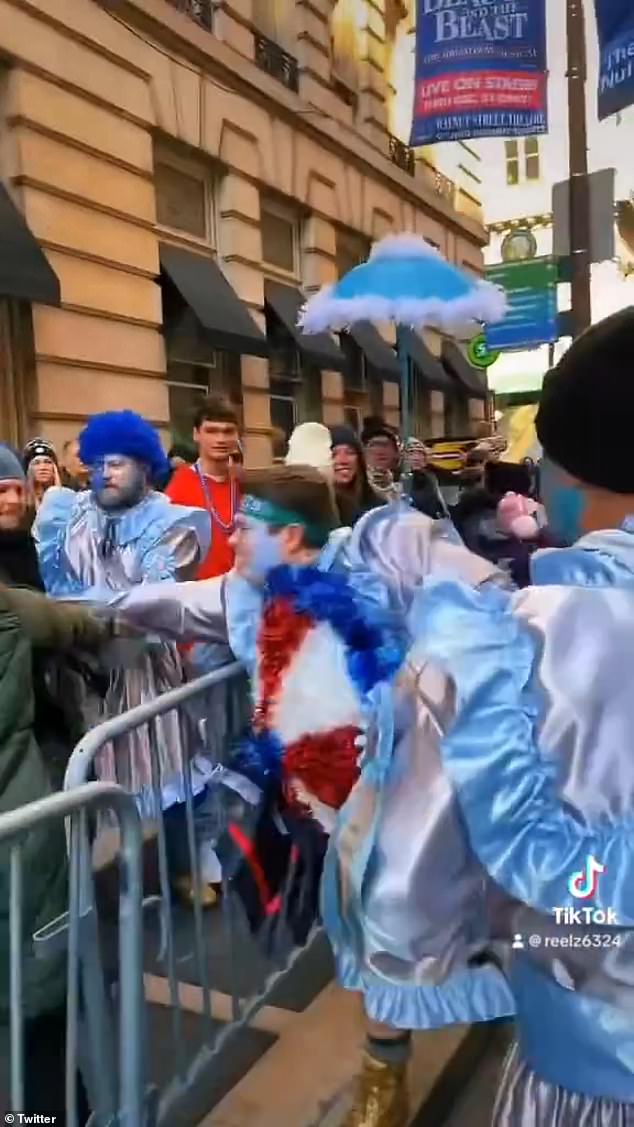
[468,335,501,369]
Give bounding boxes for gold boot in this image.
[342,1052,409,1127]
[172,875,218,909]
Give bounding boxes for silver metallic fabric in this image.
[494,1043,634,1127]
[35,488,211,812]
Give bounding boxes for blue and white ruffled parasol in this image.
[298,233,508,494]
[299,233,507,340]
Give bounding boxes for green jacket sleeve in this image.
[0,583,110,652]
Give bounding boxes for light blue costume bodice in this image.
[414,523,634,1101]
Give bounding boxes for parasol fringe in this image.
[299,282,507,338]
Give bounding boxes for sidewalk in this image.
[197,982,472,1127]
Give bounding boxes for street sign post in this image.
[485,258,559,351]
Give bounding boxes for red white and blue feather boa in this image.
[238,564,404,818]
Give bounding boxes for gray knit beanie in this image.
[0,444,26,484]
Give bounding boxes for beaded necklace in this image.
[194,461,238,532]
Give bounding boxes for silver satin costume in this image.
[106,505,516,1034]
[322,506,516,1030]
[411,522,634,1124]
[34,487,211,812]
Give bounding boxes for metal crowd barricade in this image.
[0,782,145,1126]
[64,662,323,1125]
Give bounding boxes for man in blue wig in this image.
[405,308,634,1125]
[34,410,217,901]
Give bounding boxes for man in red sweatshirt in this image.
[166,395,243,905]
[166,395,241,579]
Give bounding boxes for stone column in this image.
[302,214,344,424]
[357,0,390,153]
[296,0,348,123]
[218,173,272,465]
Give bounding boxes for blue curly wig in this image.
[79,411,169,481]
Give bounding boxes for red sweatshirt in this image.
[166,464,239,580]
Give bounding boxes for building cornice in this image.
[487,213,553,235]
[94,0,488,246]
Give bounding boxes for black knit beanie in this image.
[329,425,363,457]
[536,308,634,494]
[360,416,399,449]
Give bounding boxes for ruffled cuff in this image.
[414,579,634,926]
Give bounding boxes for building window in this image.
[505,138,541,186]
[505,141,520,186]
[525,137,541,181]
[252,0,296,52]
[335,229,369,279]
[166,360,216,444]
[166,354,242,443]
[331,0,361,94]
[261,199,298,274]
[344,405,362,433]
[270,382,298,459]
[155,153,214,242]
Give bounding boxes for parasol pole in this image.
[396,326,412,496]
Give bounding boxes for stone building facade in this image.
[0,0,489,461]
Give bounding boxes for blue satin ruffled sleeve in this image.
[413,580,634,926]
[224,573,262,676]
[33,487,80,595]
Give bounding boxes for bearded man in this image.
[34,410,211,828]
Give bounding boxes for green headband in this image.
[241,493,330,543]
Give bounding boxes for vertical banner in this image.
[410,1,548,146]
[595,0,634,120]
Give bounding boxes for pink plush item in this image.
[497,492,540,541]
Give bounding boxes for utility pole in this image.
[566,0,592,336]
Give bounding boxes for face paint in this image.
[91,456,148,511]
[232,514,285,584]
[540,458,586,546]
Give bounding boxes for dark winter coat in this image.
[0,585,110,1018]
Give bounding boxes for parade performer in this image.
[409,308,634,1125]
[322,505,515,1127]
[105,462,517,1127]
[33,410,211,820]
[104,462,404,930]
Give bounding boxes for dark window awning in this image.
[399,328,454,393]
[264,280,346,371]
[345,321,401,382]
[0,184,60,306]
[159,243,268,358]
[441,339,488,399]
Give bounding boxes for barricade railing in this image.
[0,782,145,1126]
[64,661,323,1125]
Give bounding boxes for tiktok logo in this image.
[567,855,606,900]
